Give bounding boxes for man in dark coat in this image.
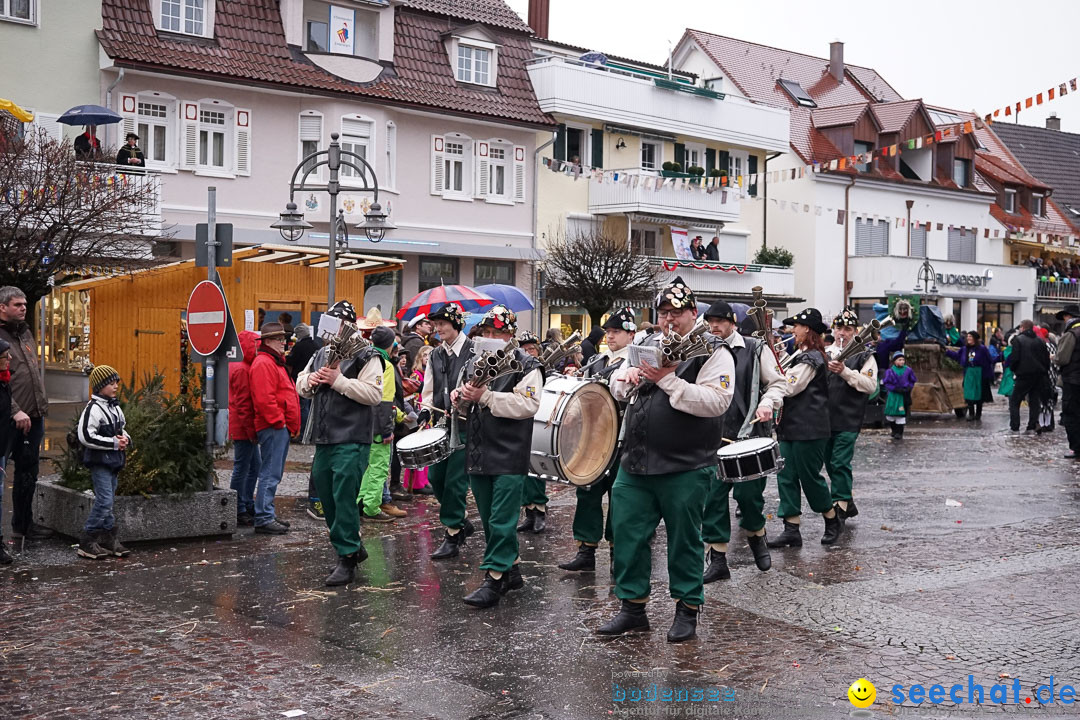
[704,236,720,261]
[579,327,605,364]
[1008,319,1050,432]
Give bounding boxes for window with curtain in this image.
[198,107,227,169]
[475,260,515,285]
[419,257,459,292]
[137,100,171,164]
[340,117,373,182]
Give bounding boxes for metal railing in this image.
[1035,278,1080,300]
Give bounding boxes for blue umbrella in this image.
[57,104,122,126]
[474,284,534,312]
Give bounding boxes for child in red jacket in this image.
[229,330,262,525]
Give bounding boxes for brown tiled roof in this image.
[402,0,531,33]
[993,122,1080,221]
[96,0,552,128]
[870,99,925,134]
[811,103,874,129]
[683,30,903,109]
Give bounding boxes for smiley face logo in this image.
[848,678,876,708]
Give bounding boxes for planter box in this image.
[34,478,237,542]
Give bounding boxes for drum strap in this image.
[736,346,762,440]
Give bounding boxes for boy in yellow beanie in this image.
[76,365,131,559]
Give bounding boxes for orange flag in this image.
[963,121,973,134]
[1037,93,1044,105]
[1025,97,1033,109]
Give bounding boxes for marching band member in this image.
[824,308,877,519]
[518,331,542,359]
[296,301,384,586]
[456,305,545,608]
[558,307,636,572]
[421,303,476,560]
[767,308,846,549]
[700,301,786,582]
[598,278,734,643]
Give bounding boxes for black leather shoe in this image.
[747,535,772,571]
[430,530,463,560]
[766,520,802,548]
[505,565,524,591]
[463,572,508,608]
[558,545,596,571]
[702,549,730,584]
[273,516,291,528]
[666,601,698,643]
[254,520,289,535]
[531,510,547,534]
[597,600,649,635]
[26,524,54,541]
[839,499,859,519]
[324,552,360,586]
[516,508,535,533]
[0,539,13,565]
[413,485,435,495]
[821,509,846,546]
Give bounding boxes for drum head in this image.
[718,436,776,457]
[556,383,618,486]
[397,427,446,450]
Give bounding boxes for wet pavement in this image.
[4,405,1080,719]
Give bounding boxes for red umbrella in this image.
[396,284,494,321]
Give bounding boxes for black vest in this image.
[777,350,831,442]
[465,349,543,476]
[826,349,874,433]
[429,337,474,414]
[308,346,381,446]
[621,335,728,476]
[721,337,771,441]
[1061,321,1080,386]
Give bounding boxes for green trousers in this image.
[701,475,767,544]
[521,474,549,508]
[776,439,833,518]
[824,430,858,504]
[428,443,469,530]
[572,471,615,545]
[610,466,712,607]
[358,436,390,517]
[469,473,524,573]
[312,443,370,557]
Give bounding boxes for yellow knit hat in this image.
[89,365,120,393]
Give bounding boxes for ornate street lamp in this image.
[271,132,396,306]
[913,256,938,295]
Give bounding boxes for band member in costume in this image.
[296,301,385,586]
[558,307,637,572]
[598,278,734,643]
[456,305,545,608]
[700,301,786,582]
[824,308,877,519]
[518,331,541,358]
[421,303,476,560]
[767,308,846,548]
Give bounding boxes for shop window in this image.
[419,256,459,292]
[475,259,515,285]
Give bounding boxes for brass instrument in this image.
[323,320,371,370]
[658,322,713,365]
[459,337,523,415]
[747,285,785,374]
[834,316,894,364]
[540,331,582,372]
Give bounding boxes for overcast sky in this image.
[507,0,1080,134]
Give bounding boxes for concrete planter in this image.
[34,478,237,542]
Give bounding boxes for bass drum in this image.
[530,376,619,487]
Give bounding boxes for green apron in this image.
[963,366,983,403]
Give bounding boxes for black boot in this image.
[531,510,546,534]
[766,520,802,548]
[747,534,772,571]
[666,601,698,643]
[516,508,535,533]
[100,528,131,558]
[0,538,12,565]
[505,564,524,591]
[596,600,650,635]
[324,550,364,587]
[463,517,475,537]
[702,549,730,583]
[463,572,508,608]
[430,529,465,560]
[821,509,846,545]
[838,498,859,519]
[558,544,596,571]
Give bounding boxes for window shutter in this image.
[299,112,322,141]
[513,145,526,203]
[462,138,474,196]
[180,101,199,169]
[430,134,445,195]
[718,150,730,175]
[747,155,758,197]
[674,143,685,168]
[554,124,566,162]
[591,129,603,169]
[119,94,137,140]
[32,112,63,143]
[235,108,251,176]
[476,141,490,199]
[705,148,716,174]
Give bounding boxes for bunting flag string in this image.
[983,76,1078,123]
[661,260,750,273]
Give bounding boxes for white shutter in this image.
[430,134,445,195]
[119,94,137,140]
[475,141,490,198]
[180,101,199,169]
[513,145,526,203]
[462,137,474,196]
[32,112,63,143]
[299,112,322,141]
[235,108,251,176]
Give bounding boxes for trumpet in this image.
[459,337,523,415]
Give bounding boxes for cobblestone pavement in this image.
[4,405,1080,718]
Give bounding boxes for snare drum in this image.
[396,427,451,469]
[717,437,784,483]
[530,376,620,487]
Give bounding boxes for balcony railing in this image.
[648,256,797,298]
[1036,278,1080,301]
[590,169,741,223]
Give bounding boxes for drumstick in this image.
[417,402,448,416]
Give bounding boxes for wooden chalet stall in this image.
[58,245,404,395]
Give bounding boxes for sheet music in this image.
[628,344,661,369]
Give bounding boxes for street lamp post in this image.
[271,132,395,308]
[914,256,938,295]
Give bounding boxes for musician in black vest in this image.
[700,301,786,583]
[598,278,735,643]
[824,307,877,520]
[421,303,476,560]
[558,307,637,572]
[767,308,846,548]
[456,305,545,608]
[296,301,385,586]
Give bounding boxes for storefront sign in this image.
[936,268,993,288]
[329,5,354,55]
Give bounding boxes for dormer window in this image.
[156,0,214,38]
[444,28,500,88]
[1004,189,1016,214]
[1032,193,1045,217]
[458,44,491,85]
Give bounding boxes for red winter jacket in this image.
[228,331,260,441]
[250,344,301,435]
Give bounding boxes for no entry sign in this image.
[186,280,229,356]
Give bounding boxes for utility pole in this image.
[203,187,218,490]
